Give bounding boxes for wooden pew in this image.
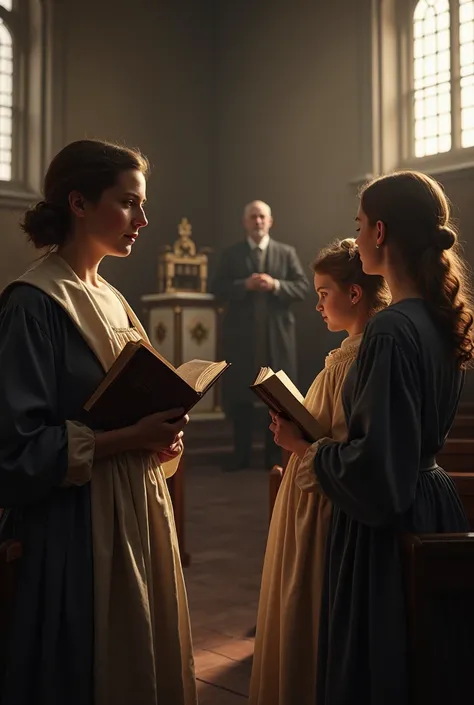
[448,414,474,439]
[437,437,474,473]
[401,532,474,705]
[448,402,474,439]
[437,438,474,527]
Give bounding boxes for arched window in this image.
[410,0,474,161]
[413,0,451,157]
[0,0,55,206]
[459,0,474,147]
[0,0,14,181]
[372,0,474,175]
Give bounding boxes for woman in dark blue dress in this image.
[272,170,473,704]
[312,171,474,704]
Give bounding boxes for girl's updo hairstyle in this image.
[21,139,150,249]
[312,238,391,314]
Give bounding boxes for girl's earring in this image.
[375,244,380,249]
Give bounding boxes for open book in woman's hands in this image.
[84,339,230,430]
[250,367,322,442]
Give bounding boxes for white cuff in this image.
[62,420,95,487]
[273,279,281,293]
[294,437,331,491]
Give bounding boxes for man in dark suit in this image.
[212,200,309,471]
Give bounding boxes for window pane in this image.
[437,49,450,72]
[0,134,10,150]
[438,113,451,134]
[460,42,474,69]
[415,119,426,141]
[0,20,12,181]
[425,95,438,116]
[460,1,474,146]
[425,137,439,155]
[437,10,450,30]
[462,105,474,127]
[438,83,451,112]
[460,0,474,23]
[461,103,474,146]
[0,163,11,180]
[462,128,474,146]
[460,22,474,45]
[438,134,452,151]
[413,2,451,157]
[415,99,425,120]
[414,0,450,22]
[0,113,11,137]
[462,85,474,107]
[437,28,450,51]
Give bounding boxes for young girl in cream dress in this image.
[249,238,390,705]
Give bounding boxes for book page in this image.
[274,370,305,404]
[252,367,275,385]
[177,359,229,393]
[197,360,229,392]
[177,360,214,389]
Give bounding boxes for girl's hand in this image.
[269,411,311,459]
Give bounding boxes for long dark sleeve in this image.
[0,302,69,506]
[314,331,422,527]
[274,246,310,304]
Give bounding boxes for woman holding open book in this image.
[270,172,473,705]
[249,238,390,705]
[0,140,197,705]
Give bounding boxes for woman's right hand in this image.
[131,408,189,453]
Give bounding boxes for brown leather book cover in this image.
[250,367,322,442]
[84,339,229,430]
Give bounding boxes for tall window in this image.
[0,0,13,181]
[0,0,51,204]
[412,0,474,159]
[460,0,474,147]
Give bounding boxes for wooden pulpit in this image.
[141,218,221,567]
[141,291,222,568]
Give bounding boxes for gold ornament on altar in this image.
[154,321,167,344]
[158,217,212,293]
[189,320,209,345]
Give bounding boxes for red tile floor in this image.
[183,463,269,703]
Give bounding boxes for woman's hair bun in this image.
[435,226,456,251]
[20,200,69,249]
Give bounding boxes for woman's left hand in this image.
[158,438,184,464]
